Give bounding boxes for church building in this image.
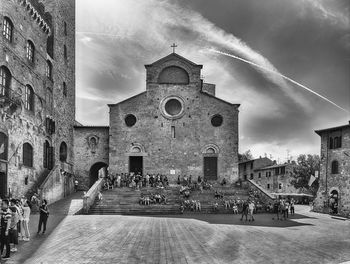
[74,52,240,187]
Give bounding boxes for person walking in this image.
[37,200,49,235]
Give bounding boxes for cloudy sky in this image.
[76,0,350,161]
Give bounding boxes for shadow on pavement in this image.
[1,192,84,264]
[147,213,314,228]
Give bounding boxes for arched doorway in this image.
[89,162,108,187]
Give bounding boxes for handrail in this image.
[39,164,60,190]
[83,178,104,214]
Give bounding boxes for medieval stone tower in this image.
[0,0,75,199]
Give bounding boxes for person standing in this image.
[74,180,79,192]
[240,200,249,221]
[0,199,12,259]
[272,199,280,220]
[22,200,31,241]
[248,200,255,222]
[290,199,295,215]
[37,200,49,235]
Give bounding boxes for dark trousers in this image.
[290,207,294,215]
[38,216,48,233]
[0,229,10,257]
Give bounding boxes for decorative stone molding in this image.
[201,144,220,154]
[159,95,185,120]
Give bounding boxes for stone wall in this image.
[109,53,239,183]
[238,157,273,180]
[255,163,298,194]
[0,0,75,198]
[73,127,109,189]
[314,125,350,217]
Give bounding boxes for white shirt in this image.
[23,206,31,221]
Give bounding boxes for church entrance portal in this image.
[203,157,218,180]
[129,156,143,175]
[89,162,108,187]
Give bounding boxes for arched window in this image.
[0,66,11,97]
[46,60,52,79]
[24,85,34,111]
[158,66,189,84]
[26,40,35,62]
[0,132,8,160]
[2,17,13,42]
[331,160,339,174]
[63,45,67,60]
[59,142,67,162]
[63,82,67,97]
[23,143,33,167]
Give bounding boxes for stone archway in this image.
[89,162,108,187]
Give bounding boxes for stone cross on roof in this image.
[171,43,177,53]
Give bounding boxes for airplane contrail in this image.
[208,48,349,114]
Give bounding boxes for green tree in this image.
[291,154,320,195]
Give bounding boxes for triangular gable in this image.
[145,53,203,69]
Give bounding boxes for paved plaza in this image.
[3,202,349,264]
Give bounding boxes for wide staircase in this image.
[89,186,181,215]
[89,184,252,215]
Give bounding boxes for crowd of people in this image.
[0,195,49,261]
[272,198,295,220]
[139,193,167,205]
[103,173,169,190]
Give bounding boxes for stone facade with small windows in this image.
[107,53,240,183]
[238,157,273,181]
[254,162,298,194]
[0,0,75,200]
[314,123,350,217]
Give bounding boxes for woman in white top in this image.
[22,200,31,241]
[248,201,255,221]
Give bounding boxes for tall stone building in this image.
[0,0,75,201]
[314,122,350,217]
[74,52,240,187]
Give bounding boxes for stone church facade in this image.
[0,0,76,200]
[74,53,240,186]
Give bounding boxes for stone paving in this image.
[2,202,349,264]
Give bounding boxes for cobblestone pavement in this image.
[1,192,84,264]
[2,203,348,264]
